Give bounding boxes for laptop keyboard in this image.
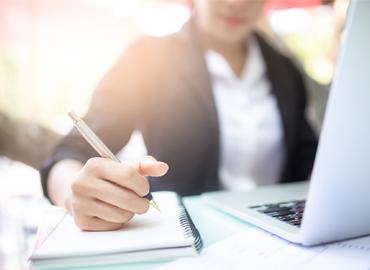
[249,200,306,227]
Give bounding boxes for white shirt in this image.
[205,38,285,191]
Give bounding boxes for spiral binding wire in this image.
[178,199,203,253]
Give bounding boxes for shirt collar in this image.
[205,36,266,86]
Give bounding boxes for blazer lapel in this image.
[255,33,298,160]
[175,20,219,129]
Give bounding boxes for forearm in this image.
[48,159,84,211]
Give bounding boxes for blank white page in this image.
[33,192,192,259]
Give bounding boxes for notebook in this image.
[31,192,203,268]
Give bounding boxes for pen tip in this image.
[150,200,161,212]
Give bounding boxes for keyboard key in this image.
[266,210,294,218]
[250,199,306,228]
[259,207,291,214]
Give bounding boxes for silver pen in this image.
[68,111,160,212]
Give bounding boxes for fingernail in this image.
[141,160,160,166]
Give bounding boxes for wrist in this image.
[47,159,83,208]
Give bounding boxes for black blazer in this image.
[41,20,318,197]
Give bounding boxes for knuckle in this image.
[71,179,85,196]
[85,157,102,174]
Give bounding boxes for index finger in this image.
[84,158,149,197]
[128,156,169,177]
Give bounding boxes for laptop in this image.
[203,0,370,246]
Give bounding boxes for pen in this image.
[68,111,161,212]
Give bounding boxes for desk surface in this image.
[33,196,252,270]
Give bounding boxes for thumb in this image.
[132,156,169,177]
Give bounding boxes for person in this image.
[0,111,60,169]
[41,0,318,231]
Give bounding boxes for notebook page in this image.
[33,192,192,259]
[157,228,370,270]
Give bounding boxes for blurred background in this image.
[0,0,349,268]
[0,0,349,197]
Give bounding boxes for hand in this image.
[66,156,168,231]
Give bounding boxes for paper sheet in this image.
[157,228,370,270]
[33,192,191,259]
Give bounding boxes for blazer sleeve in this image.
[40,38,153,199]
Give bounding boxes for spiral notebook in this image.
[31,192,203,269]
